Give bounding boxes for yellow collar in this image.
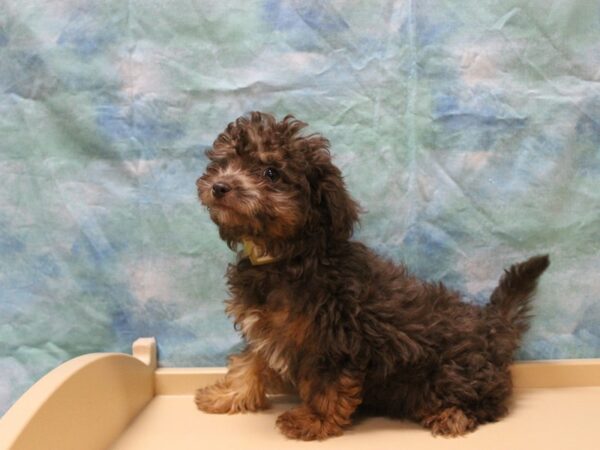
[241,238,279,266]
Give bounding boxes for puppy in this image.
[194,112,549,440]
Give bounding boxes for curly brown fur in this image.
[195,112,550,440]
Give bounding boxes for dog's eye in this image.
[263,167,280,182]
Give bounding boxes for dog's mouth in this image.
[206,199,244,218]
[206,202,233,212]
[202,190,248,215]
[201,193,259,234]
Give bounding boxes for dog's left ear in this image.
[308,145,360,241]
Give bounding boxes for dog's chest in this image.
[228,291,310,378]
[239,311,291,376]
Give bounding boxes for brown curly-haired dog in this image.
[194,112,549,440]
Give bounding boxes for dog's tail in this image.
[484,254,550,363]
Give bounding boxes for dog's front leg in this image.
[195,347,273,414]
[276,367,363,440]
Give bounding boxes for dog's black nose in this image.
[212,182,232,198]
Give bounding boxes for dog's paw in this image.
[194,383,269,414]
[194,384,236,414]
[421,407,478,437]
[276,406,343,441]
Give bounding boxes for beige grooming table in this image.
[1,338,599,450]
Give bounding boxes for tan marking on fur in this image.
[239,310,261,336]
[256,307,311,377]
[227,303,292,377]
[217,164,243,181]
[421,407,478,437]
[246,127,265,153]
[195,349,271,414]
[269,308,288,326]
[227,296,312,380]
[249,328,291,377]
[224,299,245,322]
[257,152,276,164]
[264,369,295,395]
[215,165,261,200]
[271,309,311,347]
[276,406,344,441]
[196,177,212,204]
[209,134,239,160]
[264,191,304,238]
[209,207,257,231]
[263,344,289,375]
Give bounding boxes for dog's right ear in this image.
[307,144,360,241]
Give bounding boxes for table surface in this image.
[110,386,600,450]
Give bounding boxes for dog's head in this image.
[196,112,359,252]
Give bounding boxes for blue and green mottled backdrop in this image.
[1,0,599,415]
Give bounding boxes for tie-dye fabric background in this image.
[1,0,599,416]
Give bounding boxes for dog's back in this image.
[359,250,549,432]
